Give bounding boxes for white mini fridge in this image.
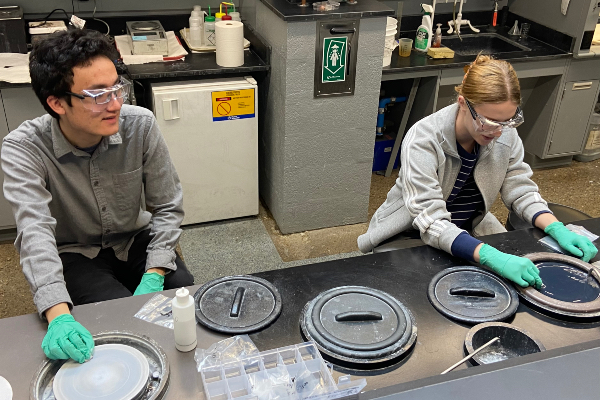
[151,77,258,225]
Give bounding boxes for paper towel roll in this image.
[216,20,244,67]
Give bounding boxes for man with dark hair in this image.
[1,29,194,363]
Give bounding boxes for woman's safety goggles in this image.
[465,99,524,132]
[66,77,131,112]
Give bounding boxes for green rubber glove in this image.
[133,272,165,296]
[544,222,598,263]
[41,314,94,363]
[479,244,543,289]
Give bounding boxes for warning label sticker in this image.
[211,89,255,121]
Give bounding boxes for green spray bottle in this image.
[415,4,433,52]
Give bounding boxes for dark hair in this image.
[29,29,119,119]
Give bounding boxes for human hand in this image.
[478,244,542,288]
[545,222,598,262]
[133,272,165,296]
[41,313,94,363]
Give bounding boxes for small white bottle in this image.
[189,7,204,48]
[172,287,197,352]
[204,15,216,46]
[189,18,203,48]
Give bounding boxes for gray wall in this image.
[509,0,594,37]
[253,1,385,233]
[509,0,597,55]
[14,0,237,17]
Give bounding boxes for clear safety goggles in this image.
[465,99,524,133]
[66,77,131,112]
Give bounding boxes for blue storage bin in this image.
[372,134,400,171]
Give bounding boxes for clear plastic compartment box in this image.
[199,342,366,400]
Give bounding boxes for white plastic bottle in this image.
[204,15,216,46]
[415,4,433,52]
[189,18,203,48]
[172,287,197,352]
[189,7,204,47]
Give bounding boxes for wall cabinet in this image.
[0,87,46,230]
[548,80,600,156]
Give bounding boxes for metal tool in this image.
[441,337,500,374]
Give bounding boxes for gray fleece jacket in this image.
[357,103,550,254]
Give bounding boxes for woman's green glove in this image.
[544,222,598,262]
[41,314,94,363]
[133,272,165,296]
[479,244,542,288]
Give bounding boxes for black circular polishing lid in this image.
[300,286,417,365]
[428,266,519,324]
[194,275,282,334]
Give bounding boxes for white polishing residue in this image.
[53,344,150,400]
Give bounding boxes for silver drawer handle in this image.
[572,82,593,91]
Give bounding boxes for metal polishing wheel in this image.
[30,331,169,400]
[517,252,600,320]
[427,266,519,324]
[300,286,417,366]
[194,275,282,334]
[464,322,545,366]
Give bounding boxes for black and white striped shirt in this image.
[446,142,484,228]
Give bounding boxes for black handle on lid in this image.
[330,28,356,34]
[449,287,496,298]
[335,311,383,322]
[230,287,245,317]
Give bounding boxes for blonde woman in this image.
[358,55,597,288]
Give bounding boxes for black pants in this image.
[61,229,194,306]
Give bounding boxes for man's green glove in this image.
[41,314,94,363]
[544,221,598,262]
[133,272,165,296]
[479,244,542,288]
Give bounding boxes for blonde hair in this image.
[455,54,521,106]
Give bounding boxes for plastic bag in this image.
[133,294,174,329]
[565,224,599,242]
[539,224,600,254]
[265,364,294,400]
[195,335,259,371]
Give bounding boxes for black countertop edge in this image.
[126,63,270,80]
[258,0,394,22]
[359,338,600,400]
[382,52,572,75]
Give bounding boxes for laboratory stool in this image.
[505,203,592,231]
[373,230,425,254]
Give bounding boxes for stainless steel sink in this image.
[442,33,531,56]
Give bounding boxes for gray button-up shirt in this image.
[1,104,184,316]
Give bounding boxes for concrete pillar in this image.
[253,2,385,233]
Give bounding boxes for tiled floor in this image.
[1,158,599,319]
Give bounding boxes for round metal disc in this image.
[194,275,282,334]
[428,266,519,324]
[53,344,149,400]
[300,286,417,365]
[30,331,170,400]
[518,253,600,320]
